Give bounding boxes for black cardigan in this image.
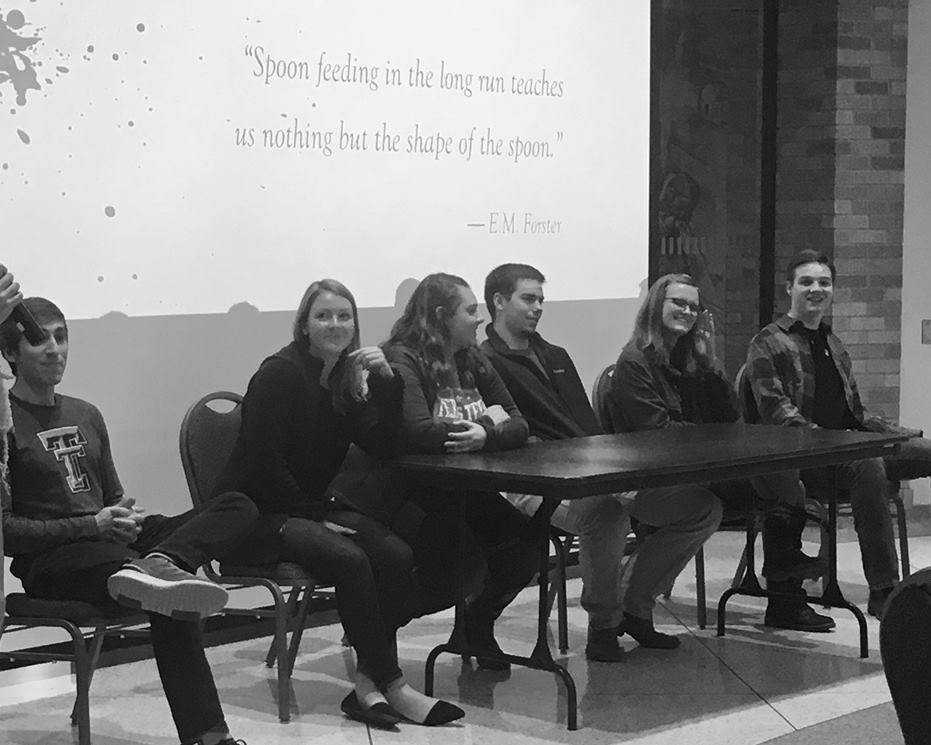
[216,341,403,524]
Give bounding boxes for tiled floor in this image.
[3,531,924,745]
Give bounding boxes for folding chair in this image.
[179,391,322,722]
[1,593,146,745]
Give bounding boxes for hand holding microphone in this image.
[0,264,46,346]
[0,265,46,345]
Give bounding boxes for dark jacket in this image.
[480,325,601,441]
[216,341,403,533]
[609,341,737,433]
[385,343,529,454]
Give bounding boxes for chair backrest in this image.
[591,363,616,433]
[734,363,761,424]
[179,391,243,508]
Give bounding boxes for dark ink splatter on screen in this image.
[0,10,41,105]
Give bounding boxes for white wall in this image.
[902,0,931,505]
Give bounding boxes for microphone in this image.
[10,303,48,345]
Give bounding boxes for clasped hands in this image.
[95,495,145,544]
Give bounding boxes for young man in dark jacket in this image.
[481,264,721,661]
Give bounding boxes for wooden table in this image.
[394,423,905,730]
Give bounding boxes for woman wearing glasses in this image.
[607,273,832,634]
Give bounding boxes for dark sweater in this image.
[217,341,403,523]
[384,343,528,454]
[480,325,601,441]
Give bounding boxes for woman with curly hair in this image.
[383,272,538,671]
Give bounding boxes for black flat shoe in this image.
[415,700,466,726]
[340,691,402,729]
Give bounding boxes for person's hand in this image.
[479,404,510,427]
[694,310,715,359]
[0,265,24,327]
[95,504,141,544]
[444,419,487,453]
[117,494,147,526]
[346,346,394,401]
[349,347,394,379]
[322,520,357,536]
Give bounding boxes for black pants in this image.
[277,508,415,689]
[880,568,931,745]
[23,492,258,744]
[409,488,539,623]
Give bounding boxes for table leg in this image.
[814,467,868,657]
[717,469,869,657]
[422,492,579,730]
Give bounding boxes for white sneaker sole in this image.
[107,570,228,620]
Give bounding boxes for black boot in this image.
[761,504,826,582]
[464,608,510,672]
[764,578,835,632]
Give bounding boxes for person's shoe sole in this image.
[107,569,228,620]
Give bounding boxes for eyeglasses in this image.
[665,297,701,314]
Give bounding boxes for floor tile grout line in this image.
[659,599,799,732]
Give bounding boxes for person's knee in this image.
[213,490,259,520]
[704,493,724,532]
[848,457,886,489]
[376,535,415,577]
[564,496,628,538]
[675,486,722,531]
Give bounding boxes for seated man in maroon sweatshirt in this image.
[0,295,257,745]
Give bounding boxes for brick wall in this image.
[650,0,762,379]
[773,0,907,421]
[830,0,907,421]
[652,0,908,418]
[774,0,838,309]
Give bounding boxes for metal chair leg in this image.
[889,486,910,578]
[266,590,301,668]
[695,547,707,629]
[286,587,314,676]
[70,624,107,726]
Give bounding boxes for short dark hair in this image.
[786,250,836,283]
[0,297,67,375]
[483,263,546,320]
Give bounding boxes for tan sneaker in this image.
[107,555,228,620]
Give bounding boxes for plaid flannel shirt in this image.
[745,314,891,431]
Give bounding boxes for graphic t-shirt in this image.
[2,394,124,578]
[432,387,488,422]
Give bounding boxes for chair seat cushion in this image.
[5,593,143,626]
[218,561,312,583]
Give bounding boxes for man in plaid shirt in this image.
[746,249,931,620]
